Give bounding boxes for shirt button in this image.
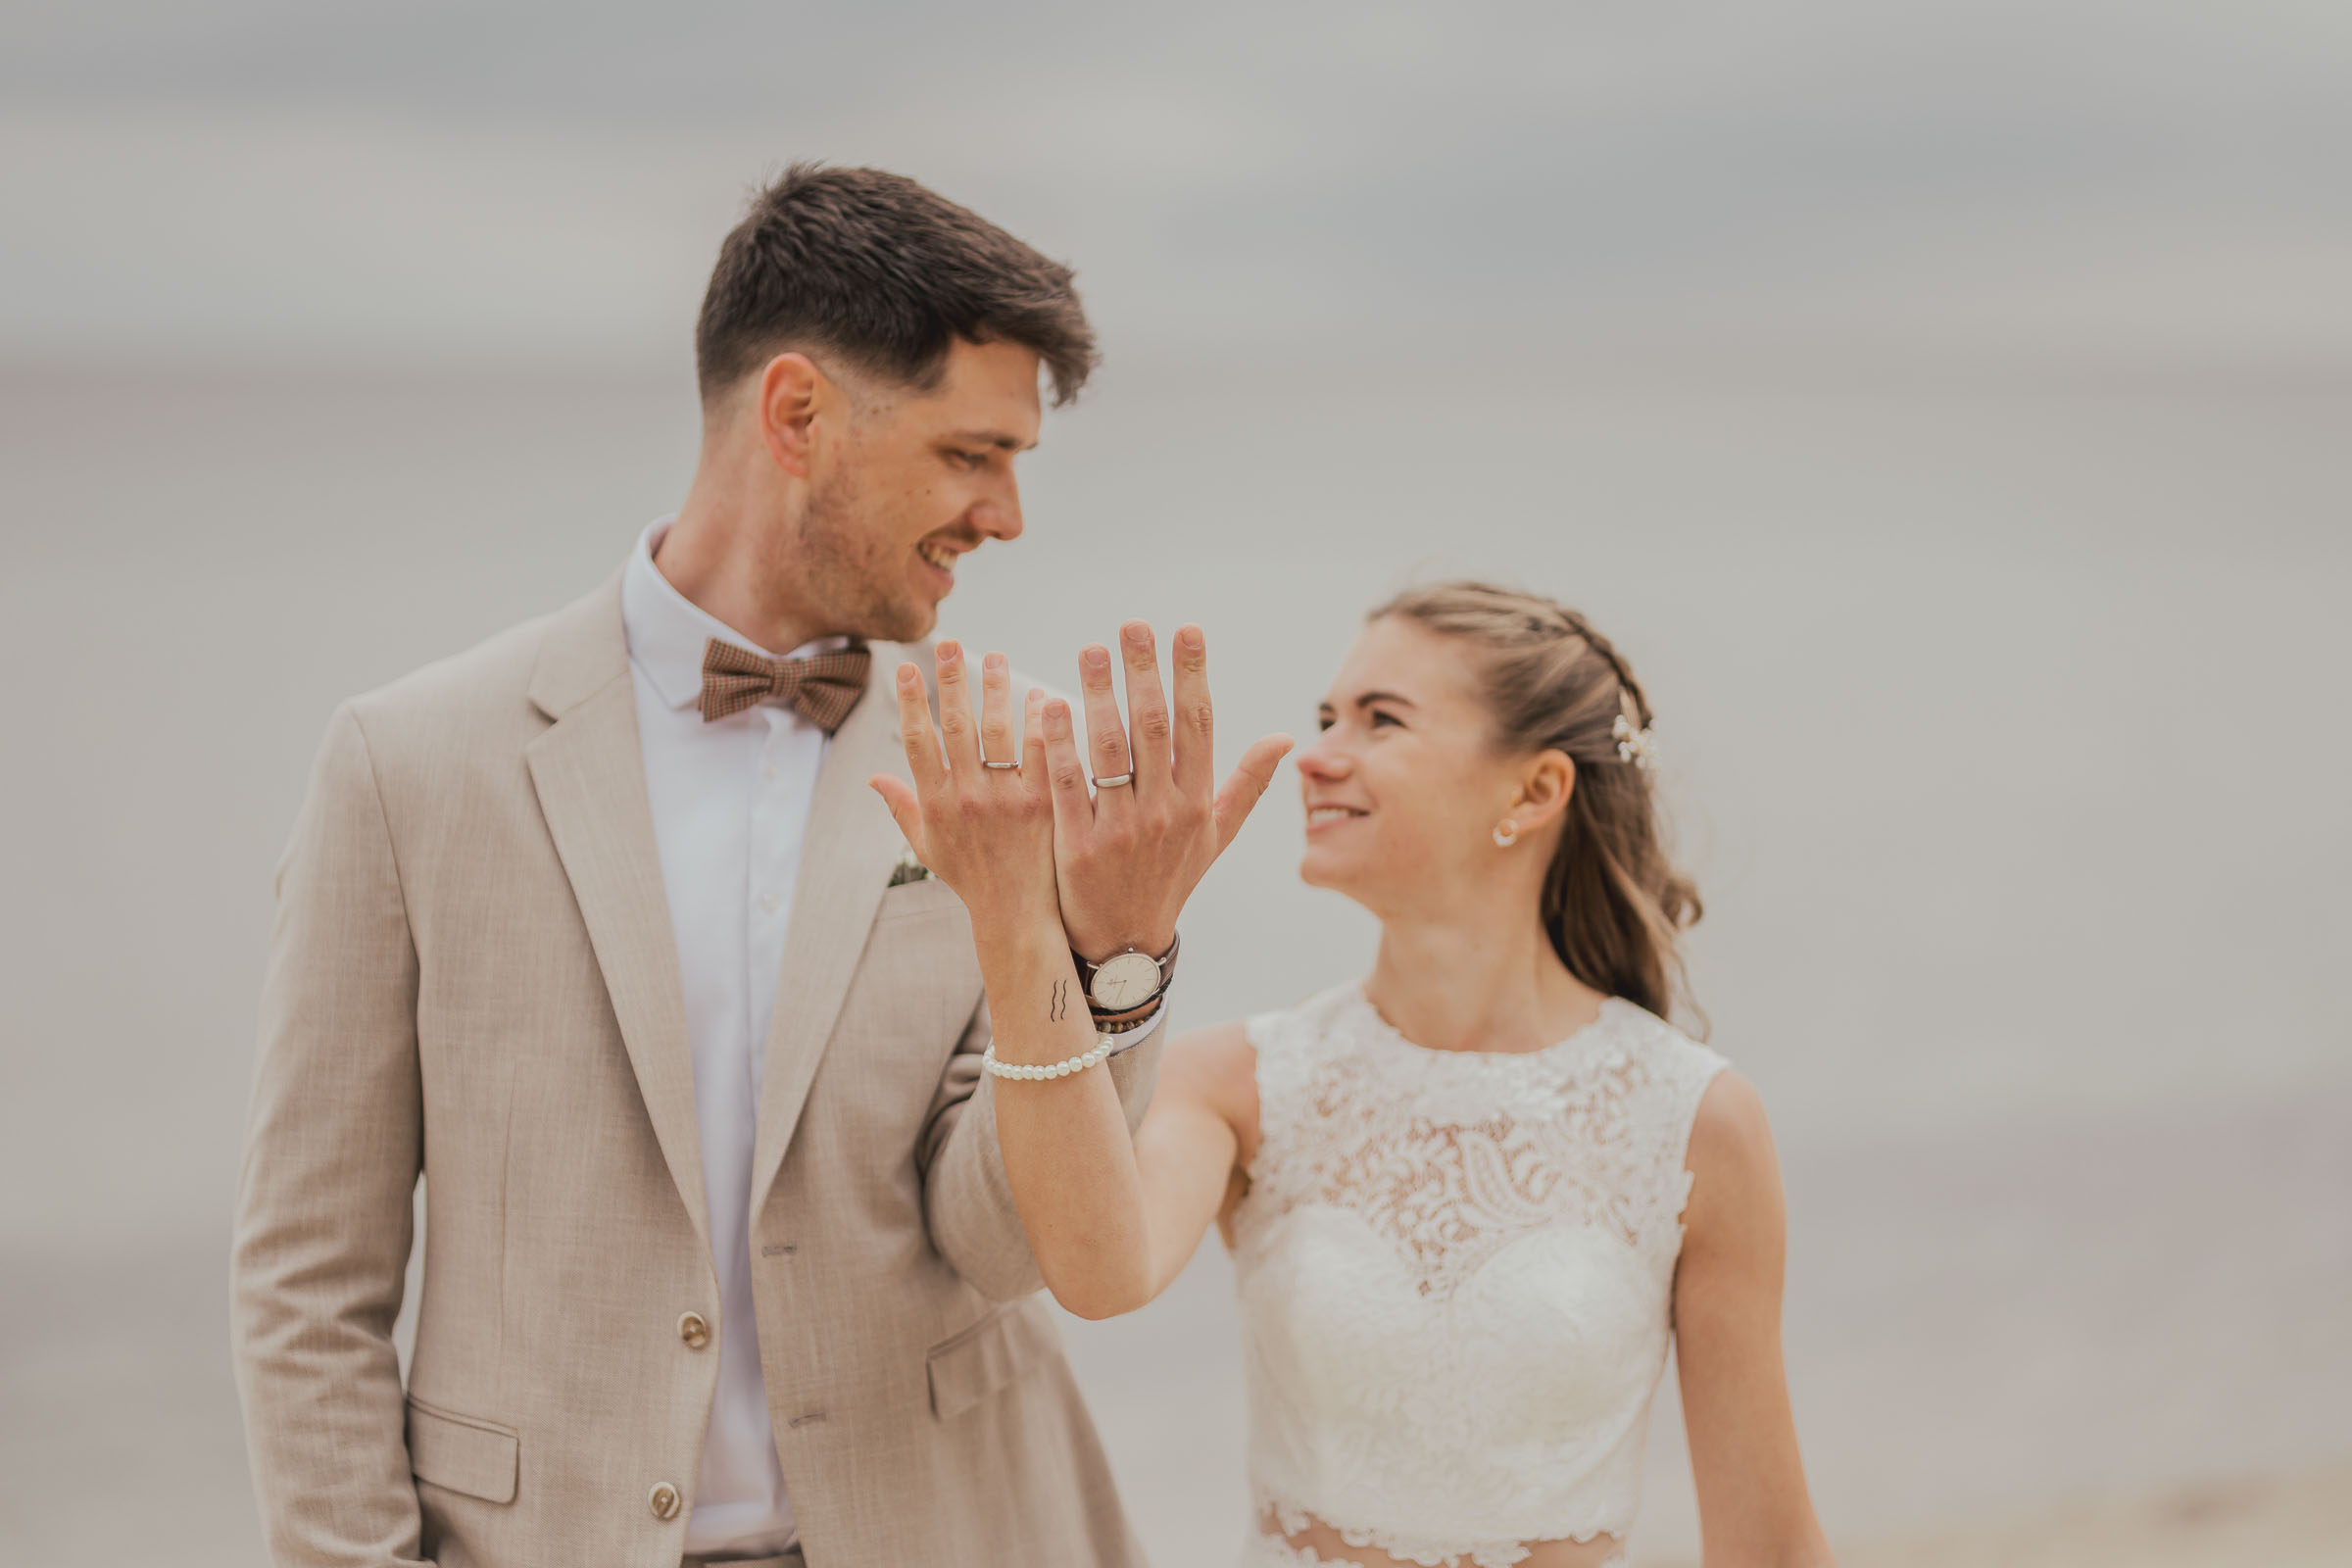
[759,894,779,913]
[649,1481,682,1520]
[677,1311,710,1350]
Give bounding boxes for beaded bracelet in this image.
[982,1034,1116,1081]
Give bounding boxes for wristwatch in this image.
[1072,933,1180,1034]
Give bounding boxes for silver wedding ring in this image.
[1092,772,1133,788]
[981,759,1020,770]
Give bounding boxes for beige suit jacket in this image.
[230,571,1161,1567]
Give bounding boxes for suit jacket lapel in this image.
[524,574,710,1252]
[749,644,923,1218]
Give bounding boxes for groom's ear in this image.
[755,351,826,479]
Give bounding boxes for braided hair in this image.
[1370,583,1703,1028]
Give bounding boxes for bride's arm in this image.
[967,934,1254,1317]
[1130,1022,1259,1281]
[1674,1071,1838,1568]
[999,1013,1258,1319]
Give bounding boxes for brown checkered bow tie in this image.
[697,639,871,731]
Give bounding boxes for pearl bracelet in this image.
[982,1034,1116,1081]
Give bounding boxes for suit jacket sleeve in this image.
[231,702,432,1568]
[917,992,1168,1301]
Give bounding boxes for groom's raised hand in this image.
[1040,620,1293,962]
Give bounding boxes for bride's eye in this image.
[1369,710,1401,728]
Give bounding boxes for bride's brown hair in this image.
[1372,583,1705,1031]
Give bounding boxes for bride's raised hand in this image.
[868,642,1059,935]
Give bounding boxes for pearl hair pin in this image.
[983,1034,1117,1080]
[1612,712,1660,772]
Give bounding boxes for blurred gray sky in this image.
[7,0,2351,372]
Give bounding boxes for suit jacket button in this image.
[677,1311,711,1350]
[649,1482,682,1520]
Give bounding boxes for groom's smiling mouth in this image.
[915,535,971,590]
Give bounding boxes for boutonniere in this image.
[887,846,933,887]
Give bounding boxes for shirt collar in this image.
[619,517,853,712]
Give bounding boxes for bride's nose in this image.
[1295,738,1352,782]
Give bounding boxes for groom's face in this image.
[800,337,1043,643]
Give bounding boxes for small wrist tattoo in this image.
[1049,979,1068,1023]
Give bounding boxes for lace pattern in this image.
[1256,1494,1569,1567]
[1230,983,1725,1566]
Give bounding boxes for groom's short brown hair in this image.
[695,163,1099,408]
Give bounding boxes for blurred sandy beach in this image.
[3,363,2346,1562]
[1824,1466,2352,1568]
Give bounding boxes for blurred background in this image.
[3,3,2347,1564]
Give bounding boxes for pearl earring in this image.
[1493,820,1519,848]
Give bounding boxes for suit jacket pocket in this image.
[407,1394,519,1504]
[874,875,966,924]
[926,1297,1059,1420]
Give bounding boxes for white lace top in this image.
[1230,983,1728,1567]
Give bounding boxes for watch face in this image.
[1089,952,1162,1010]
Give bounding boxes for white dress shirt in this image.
[623,519,827,1554]
[622,517,1164,1555]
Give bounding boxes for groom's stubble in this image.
[760,337,1036,648]
[790,457,954,646]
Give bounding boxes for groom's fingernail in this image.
[1083,647,1109,673]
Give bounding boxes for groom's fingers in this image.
[934,640,980,775]
[1021,687,1048,784]
[1168,623,1213,801]
[978,651,1015,769]
[892,662,946,795]
[1119,620,1174,795]
[1040,697,1094,843]
[1210,733,1297,854]
[1077,644,1133,801]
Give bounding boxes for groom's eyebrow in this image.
[946,428,1038,452]
[1355,691,1415,709]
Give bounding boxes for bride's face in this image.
[1296,616,1525,914]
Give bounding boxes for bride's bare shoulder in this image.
[1163,1020,1257,1101]
[1161,1021,1263,1156]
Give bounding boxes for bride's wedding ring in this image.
[981,759,1020,770]
[1092,772,1133,788]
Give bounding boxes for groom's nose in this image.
[968,473,1024,542]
